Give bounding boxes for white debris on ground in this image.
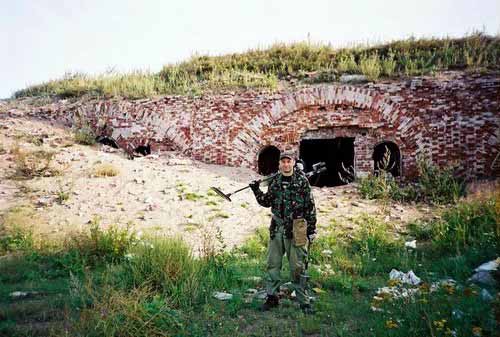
[474,257,500,272]
[10,291,39,299]
[404,240,417,249]
[212,291,233,301]
[468,257,499,287]
[389,269,421,285]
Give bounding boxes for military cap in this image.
[279,151,295,160]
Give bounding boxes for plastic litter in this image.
[212,291,233,301]
[474,257,499,272]
[404,240,417,249]
[389,269,421,285]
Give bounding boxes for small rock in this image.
[36,196,52,207]
[351,201,360,207]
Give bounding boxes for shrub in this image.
[66,219,137,266]
[431,196,499,255]
[417,159,465,204]
[75,287,183,337]
[11,147,57,179]
[91,163,119,177]
[237,226,269,259]
[350,215,400,257]
[0,206,37,254]
[358,158,465,205]
[359,54,382,80]
[73,127,96,145]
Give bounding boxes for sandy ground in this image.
[0,114,436,253]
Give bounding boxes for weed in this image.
[431,196,498,255]
[11,146,57,179]
[73,127,96,145]
[91,163,119,177]
[359,53,382,80]
[55,180,72,204]
[0,206,37,254]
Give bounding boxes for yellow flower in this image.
[433,319,447,331]
[388,279,401,287]
[472,326,482,336]
[385,320,398,329]
[442,284,455,295]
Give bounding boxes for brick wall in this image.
[21,71,500,179]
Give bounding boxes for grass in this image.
[73,126,96,145]
[12,33,500,99]
[358,158,465,205]
[0,192,498,336]
[91,163,120,177]
[10,146,59,179]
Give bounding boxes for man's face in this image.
[279,158,295,174]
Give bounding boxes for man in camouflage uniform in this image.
[250,151,317,313]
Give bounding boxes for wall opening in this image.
[300,137,355,187]
[373,141,401,177]
[135,145,151,156]
[96,136,119,148]
[258,145,280,175]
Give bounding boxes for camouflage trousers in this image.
[265,225,310,305]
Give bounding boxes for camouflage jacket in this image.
[254,171,316,239]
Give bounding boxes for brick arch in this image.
[229,85,402,168]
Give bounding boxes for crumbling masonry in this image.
[22,71,500,184]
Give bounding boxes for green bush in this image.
[431,197,499,255]
[417,159,465,204]
[73,127,96,145]
[66,219,137,266]
[350,215,400,258]
[0,225,34,254]
[358,159,465,204]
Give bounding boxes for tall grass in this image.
[358,158,465,205]
[13,33,500,99]
[431,196,499,255]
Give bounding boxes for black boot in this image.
[261,295,279,311]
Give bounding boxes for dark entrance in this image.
[373,142,400,177]
[135,145,151,156]
[258,145,280,175]
[300,137,355,187]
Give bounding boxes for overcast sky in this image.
[1,0,498,98]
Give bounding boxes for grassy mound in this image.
[13,33,500,99]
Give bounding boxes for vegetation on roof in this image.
[13,33,500,99]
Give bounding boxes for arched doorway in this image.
[373,141,401,177]
[258,145,280,175]
[300,137,355,187]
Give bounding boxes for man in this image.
[249,151,317,314]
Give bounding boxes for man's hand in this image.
[249,180,260,193]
